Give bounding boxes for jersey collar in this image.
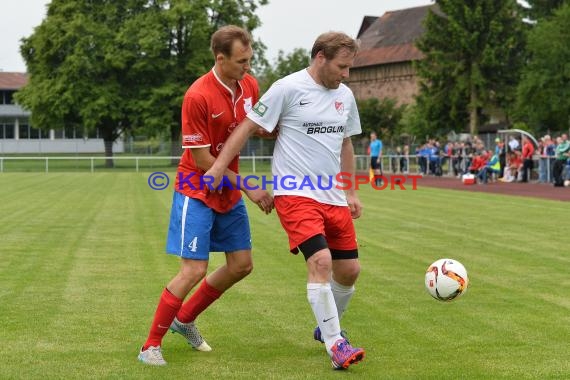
[211,67,244,103]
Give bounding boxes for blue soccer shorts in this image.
[166,192,252,260]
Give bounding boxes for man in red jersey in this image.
[138,25,273,366]
[205,32,365,370]
[520,136,535,182]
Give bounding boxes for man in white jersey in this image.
[205,31,365,370]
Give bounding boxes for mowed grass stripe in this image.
[353,185,569,379]
[0,173,568,379]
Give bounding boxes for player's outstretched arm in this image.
[206,118,260,188]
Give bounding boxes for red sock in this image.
[176,279,223,323]
[143,288,183,350]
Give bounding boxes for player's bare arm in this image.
[340,137,362,219]
[205,118,261,188]
[192,146,273,214]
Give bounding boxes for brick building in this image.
[345,5,435,105]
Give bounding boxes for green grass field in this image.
[0,173,568,379]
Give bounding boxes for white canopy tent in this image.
[497,128,539,150]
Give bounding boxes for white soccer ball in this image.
[425,258,469,301]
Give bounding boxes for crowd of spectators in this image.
[384,133,570,187]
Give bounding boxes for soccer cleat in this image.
[138,345,167,366]
[313,326,349,344]
[330,338,365,370]
[170,317,212,351]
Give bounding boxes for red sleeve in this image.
[181,91,210,148]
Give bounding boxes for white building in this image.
[0,72,123,154]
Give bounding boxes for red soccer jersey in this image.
[522,141,535,159]
[175,69,259,213]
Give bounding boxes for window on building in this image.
[19,124,29,139]
[3,124,15,139]
[5,91,15,104]
[28,126,49,139]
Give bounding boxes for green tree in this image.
[17,0,137,166]
[516,3,570,132]
[136,0,268,162]
[357,98,406,145]
[16,0,267,166]
[524,0,567,20]
[258,48,310,93]
[415,1,526,136]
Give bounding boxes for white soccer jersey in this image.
[247,69,362,205]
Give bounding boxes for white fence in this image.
[0,155,276,173]
[0,155,548,181]
[0,155,406,174]
[0,154,461,176]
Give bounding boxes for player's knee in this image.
[334,260,361,284]
[241,263,253,278]
[178,265,208,285]
[309,251,333,275]
[344,261,361,282]
[229,261,253,279]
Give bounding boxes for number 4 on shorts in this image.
[188,237,198,252]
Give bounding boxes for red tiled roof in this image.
[354,4,436,68]
[354,44,424,67]
[0,72,28,90]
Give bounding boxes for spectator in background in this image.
[394,146,402,173]
[538,135,555,183]
[463,142,474,174]
[401,145,409,173]
[538,137,547,183]
[500,151,522,182]
[553,135,570,187]
[390,147,398,173]
[495,137,506,178]
[508,135,520,152]
[468,151,486,176]
[417,144,427,175]
[478,149,501,184]
[520,136,535,183]
[545,136,556,182]
[429,140,442,176]
[452,142,463,177]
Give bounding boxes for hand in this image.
[203,166,224,192]
[245,188,274,214]
[346,193,362,219]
